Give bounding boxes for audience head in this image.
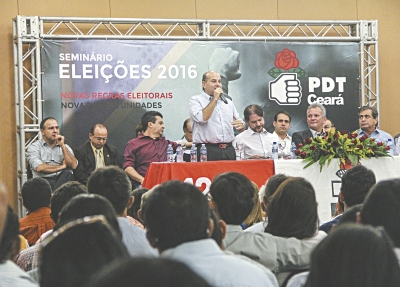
[127,187,148,222]
[21,177,52,212]
[360,178,400,248]
[55,193,121,240]
[143,181,210,252]
[340,165,376,209]
[337,203,363,226]
[306,224,400,287]
[265,177,318,239]
[50,181,88,223]
[0,206,20,262]
[264,174,289,204]
[209,172,254,225]
[89,123,108,150]
[243,182,263,228]
[87,166,132,216]
[84,257,212,287]
[40,215,128,287]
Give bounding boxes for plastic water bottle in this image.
[176,144,183,162]
[200,144,207,162]
[386,139,394,156]
[166,144,174,162]
[290,142,297,159]
[190,145,197,162]
[271,142,278,160]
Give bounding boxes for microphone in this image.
[219,93,228,104]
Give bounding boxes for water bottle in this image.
[386,139,394,156]
[271,142,278,160]
[290,142,297,159]
[200,144,207,162]
[176,144,183,162]
[166,144,174,162]
[190,145,197,162]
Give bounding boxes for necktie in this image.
[95,149,104,169]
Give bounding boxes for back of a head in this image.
[40,217,128,287]
[341,165,376,207]
[87,166,131,215]
[338,203,363,225]
[21,177,52,211]
[361,178,400,248]
[127,187,148,220]
[55,194,121,239]
[83,257,212,287]
[306,224,400,287]
[0,206,20,262]
[143,181,210,251]
[265,174,289,202]
[209,172,254,225]
[265,177,318,239]
[51,181,88,223]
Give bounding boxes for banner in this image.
[42,40,359,153]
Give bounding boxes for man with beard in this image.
[233,104,273,159]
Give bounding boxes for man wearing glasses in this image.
[73,124,122,185]
[27,117,77,191]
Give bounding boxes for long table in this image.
[143,157,400,223]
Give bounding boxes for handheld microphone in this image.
[220,93,228,104]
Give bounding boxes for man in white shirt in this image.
[269,111,292,156]
[233,104,273,159]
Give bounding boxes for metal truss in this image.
[13,16,379,215]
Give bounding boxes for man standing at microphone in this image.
[189,71,245,161]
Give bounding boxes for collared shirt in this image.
[357,128,393,143]
[233,128,272,159]
[0,260,38,287]
[19,207,55,246]
[117,217,157,258]
[309,128,325,138]
[224,225,326,273]
[161,238,278,287]
[269,131,292,155]
[123,134,177,178]
[90,143,104,167]
[27,139,75,178]
[16,244,41,272]
[189,92,241,144]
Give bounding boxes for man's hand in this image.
[55,135,65,146]
[231,116,246,133]
[209,47,241,81]
[269,73,302,105]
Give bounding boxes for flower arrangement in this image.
[296,129,391,171]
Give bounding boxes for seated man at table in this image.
[357,106,393,143]
[209,172,325,273]
[175,118,193,162]
[268,111,292,156]
[232,104,273,159]
[73,123,122,185]
[123,111,178,189]
[27,117,77,191]
[292,103,327,146]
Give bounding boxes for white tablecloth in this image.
[274,156,400,223]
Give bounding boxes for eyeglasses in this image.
[90,134,107,141]
[184,129,192,134]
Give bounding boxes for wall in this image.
[1,0,399,211]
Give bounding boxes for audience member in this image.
[123,111,178,188]
[17,181,87,272]
[87,166,157,257]
[304,224,400,287]
[143,180,278,287]
[292,103,327,145]
[269,111,292,155]
[232,104,272,159]
[319,165,376,233]
[0,206,38,286]
[357,106,393,143]
[73,124,122,185]
[209,172,324,273]
[84,257,212,287]
[242,182,263,229]
[39,215,129,287]
[126,187,148,228]
[27,117,77,190]
[337,203,363,225]
[19,178,55,245]
[189,71,245,161]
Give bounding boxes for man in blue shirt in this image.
[357,106,393,143]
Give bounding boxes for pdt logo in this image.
[268,48,304,106]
